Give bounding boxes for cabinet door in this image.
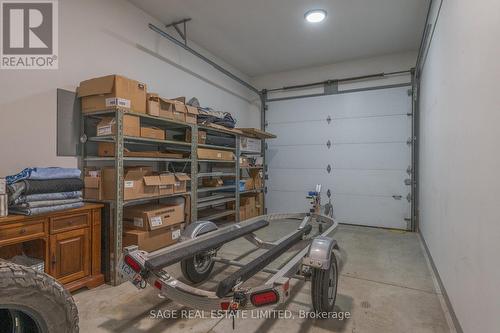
[50,228,90,284]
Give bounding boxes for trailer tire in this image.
[311,252,338,315]
[181,252,215,284]
[0,260,79,333]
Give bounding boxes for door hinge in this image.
[392,195,402,200]
[326,164,332,174]
[404,179,415,186]
[406,193,412,202]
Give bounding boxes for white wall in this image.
[418,1,500,332]
[252,51,417,99]
[0,0,261,176]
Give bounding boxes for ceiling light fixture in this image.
[305,9,327,23]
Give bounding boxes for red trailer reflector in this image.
[220,302,230,310]
[250,290,279,307]
[154,280,162,290]
[124,255,142,273]
[283,280,290,292]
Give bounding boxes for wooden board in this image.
[237,128,277,139]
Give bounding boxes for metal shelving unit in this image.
[81,108,196,285]
[81,107,271,285]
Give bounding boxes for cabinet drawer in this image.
[50,213,90,234]
[0,220,46,244]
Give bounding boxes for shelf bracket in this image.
[165,18,191,46]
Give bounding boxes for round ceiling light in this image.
[305,9,327,23]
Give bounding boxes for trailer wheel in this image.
[0,260,79,333]
[181,251,215,284]
[311,252,338,315]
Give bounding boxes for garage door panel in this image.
[269,115,410,147]
[269,122,332,146]
[266,85,412,230]
[332,143,409,170]
[267,168,408,197]
[266,190,409,229]
[331,115,410,143]
[333,87,411,118]
[332,194,408,229]
[267,144,409,170]
[266,97,342,123]
[266,86,411,124]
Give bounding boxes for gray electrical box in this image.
[56,89,81,156]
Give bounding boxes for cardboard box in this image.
[202,178,224,187]
[78,75,147,113]
[185,105,199,124]
[228,201,246,221]
[158,173,175,195]
[240,136,262,153]
[146,93,160,116]
[83,168,103,200]
[97,142,183,158]
[96,115,140,137]
[185,129,207,144]
[140,126,165,140]
[123,223,184,252]
[158,98,186,120]
[174,173,191,193]
[197,148,234,161]
[123,202,185,231]
[101,166,154,200]
[256,193,264,215]
[249,169,263,189]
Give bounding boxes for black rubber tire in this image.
[180,253,215,284]
[0,260,79,333]
[311,253,338,315]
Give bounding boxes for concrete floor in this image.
[74,223,454,333]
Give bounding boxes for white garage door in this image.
[266,86,412,230]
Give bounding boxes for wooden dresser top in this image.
[0,203,104,224]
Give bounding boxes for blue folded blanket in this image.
[12,198,83,209]
[6,167,81,185]
[9,202,84,216]
[11,191,82,205]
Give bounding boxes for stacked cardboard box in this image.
[78,75,199,125]
[78,75,147,113]
[122,199,188,252]
[227,194,261,221]
[83,167,190,201]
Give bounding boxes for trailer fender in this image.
[303,236,337,270]
[181,221,218,240]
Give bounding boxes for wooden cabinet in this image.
[0,204,104,292]
[50,228,90,284]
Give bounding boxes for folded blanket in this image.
[11,191,82,205]
[6,167,81,185]
[12,198,83,209]
[9,202,84,216]
[7,179,83,204]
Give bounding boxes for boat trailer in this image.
[119,188,341,314]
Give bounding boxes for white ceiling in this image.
[129,0,429,77]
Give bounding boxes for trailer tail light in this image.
[250,290,279,307]
[124,255,142,273]
[154,280,162,290]
[220,302,230,310]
